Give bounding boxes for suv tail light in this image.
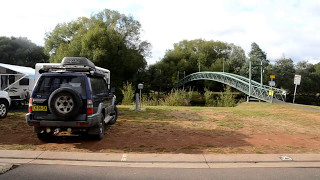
[87,100,93,115]
[28,98,33,113]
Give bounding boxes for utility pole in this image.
[260,59,263,86]
[158,69,161,101]
[223,58,225,72]
[248,60,252,102]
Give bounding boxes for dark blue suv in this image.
[26,57,117,140]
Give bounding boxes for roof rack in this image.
[39,57,107,77]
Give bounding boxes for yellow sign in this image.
[270,75,275,79]
[269,90,274,96]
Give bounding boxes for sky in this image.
[1,0,320,65]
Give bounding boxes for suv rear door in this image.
[31,74,87,120]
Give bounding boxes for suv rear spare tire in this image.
[48,88,83,120]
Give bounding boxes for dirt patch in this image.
[1,103,320,154]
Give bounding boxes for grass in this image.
[121,102,320,134]
[1,102,320,154]
[122,104,311,141]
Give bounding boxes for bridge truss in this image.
[175,72,286,103]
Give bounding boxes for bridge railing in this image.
[175,72,287,103]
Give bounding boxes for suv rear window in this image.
[34,76,86,96]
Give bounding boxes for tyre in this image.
[107,106,118,125]
[0,100,8,119]
[94,115,105,140]
[37,133,51,142]
[48,88,83,120]
[13,100,21,107]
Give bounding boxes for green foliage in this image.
[216,86,236,107]
[142,93,160,106]
[314,62,320,75]
[44,9,150,96]
[272,57,295,92]
[204,88,215,106]
[0,36,49,67]
[161,89,193,106]
[295,61,319,94]
[240,42,269,83]
[121,82,135,105]
[204,86,236,107]
[149,39,246,91]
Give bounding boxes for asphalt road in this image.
[1,164,320,180]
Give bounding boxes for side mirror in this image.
[110,87,115,93]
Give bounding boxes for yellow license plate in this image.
[32,105,47,111]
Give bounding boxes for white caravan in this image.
[0,63,35,106]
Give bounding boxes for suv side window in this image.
[90,77,108,95]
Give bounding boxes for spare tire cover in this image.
[48,87,83,120]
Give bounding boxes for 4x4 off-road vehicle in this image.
[26,57,118,140]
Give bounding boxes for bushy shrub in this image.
[121,82,135,105]
[161,89,192,106]
[142,93,160,106]
[216,86,236,107]
[204,88,216,106]
[205,86,236,107]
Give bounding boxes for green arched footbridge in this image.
[175,72,286,103]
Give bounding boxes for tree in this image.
[295,61,316,94]
[149,39,245,91]
[0,36,48,67]
[313,62,320,75]
[272,57,295,92]
[44,9,151,96]
[227,44,246,74]
[240,42,269,84]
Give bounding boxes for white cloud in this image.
[0,0,319,65]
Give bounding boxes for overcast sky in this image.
[1,0,319,65]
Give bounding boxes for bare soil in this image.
[0,103,319,154]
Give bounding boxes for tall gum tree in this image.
[44,9,151,94]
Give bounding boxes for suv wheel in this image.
[94,115,105,140]
[37,133,51,142]
[0,100,8,119]
[107,106,118,125]
[49,88,83,120]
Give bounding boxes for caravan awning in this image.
[0,63,35,79]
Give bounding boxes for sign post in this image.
[293,75,301,104]
[138,83,144,109]
[269,75,276,103]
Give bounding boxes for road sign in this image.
[270,75,275,79]
[138,83,144,89]
[269,90,274,96]
[293,74,301,103]
[269,81,275,87]
[294,75,301,85]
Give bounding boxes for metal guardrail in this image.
[174,72,286,103]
